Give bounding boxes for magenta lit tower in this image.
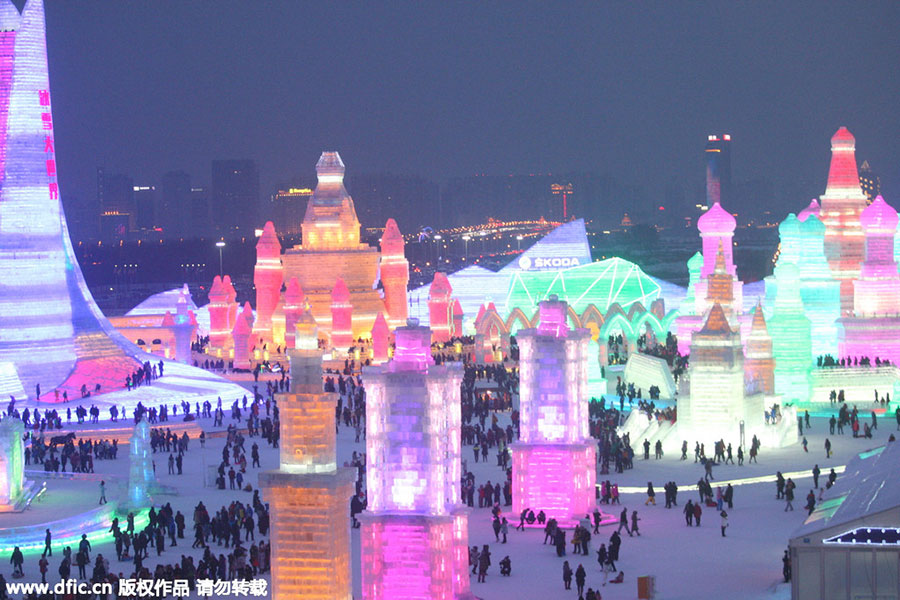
[819,127,869,313]
[253,221,283,345]
[380,218,409,330]
[370,312,389,362]
[512,296,596,527]
[330,277,353,351]
[207,276,230,351]
[259,315,355,600]
[360,320,475,600]
[282,277,305,350]
[839,196,900,363]
[233,303,253,369]
[428,272,453,343]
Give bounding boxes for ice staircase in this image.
[0,361,26,399]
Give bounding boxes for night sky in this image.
[45,1,899,213]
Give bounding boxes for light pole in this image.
[434,234,442,262]
[216,241,225,276]
[516,234,524,252]
[462,235,471,261]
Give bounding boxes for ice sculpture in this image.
[253,221,283,345]
[511,296,596,526]
[281,152,385,338]
[380,218,409,329]
[232,303,253,369]
[370,312,389,362]
[769,264,812,403]
[125,419,153,510]
[330,277,353,351]
[259,319,355,600]
[819,127,869,313]
[360,320,475,600]
[282,277,305,350]
[744,301,775,396]
[428,272,454,343]
[839,196,900,363]
[0,418,25,510]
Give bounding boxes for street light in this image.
[516,234,524,251]
[462,235,471,260]
[433,234,442,262]
[215,240,226,276]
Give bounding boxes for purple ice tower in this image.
[360,319,476,600]
[512,296,597,527]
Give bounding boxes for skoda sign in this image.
[517,255,581,271]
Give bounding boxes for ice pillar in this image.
[428,272,453,343]
[0,417,25,508]
[253,221,283,344]
[380,218,409,330]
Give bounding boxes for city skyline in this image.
[45,2,898,229]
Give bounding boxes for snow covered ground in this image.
[0,404,893,599]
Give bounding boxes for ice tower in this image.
[252,221,284,345]
[281,152,384,339]
[744,301,775,396]
[282,277,305,350]
[819,127,869,313]
[839,196,900,364]
[428,272,453,343]
[511,296,596,526]
[680,304,764,444]
[360,321,474,600]
[0,417,26,510]
[769,264,812,403]
[259,319,355,600]
[124,419,153,510]
[0,0,157,396]
[379,218,409,329]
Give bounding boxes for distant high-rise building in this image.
[159,171,192,240]
[859,160,880,203]
[97,168,135,240]
[705,134,732,209]
[190,187,211,239]
[269,187,312,237]
[551,182,574,221]
[133,185,155,230]
[212,160,259,238]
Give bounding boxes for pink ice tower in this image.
[797,199,821,223]
[232,302,254,369]
[511,296,597,527]
[282,277,305,350]
[252,221,283,343]
[207,276,231,350]
[330,277,353,351]
[379,218,410,330]
[697,202,736,278]
[360,320,475,600]
[370,312,389,362]
[839,196,900,363]
[428,272,454,343]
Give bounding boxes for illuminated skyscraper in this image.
[259,321,355,600]
[705,134,732,209]
[360,321,474,600]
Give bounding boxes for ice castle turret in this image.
[253,221,283,345]
[769,264,812,403]
[839,196,900,364]
[360,321,475,600]
[819,127,869,313]
[259,318,355,600]
[380,218,409,330]
[511,296,596,526]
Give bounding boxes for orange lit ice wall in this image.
[511,296,596,525]
[360,321,474,600]
[259,322,355,600]
[839,195,900,364]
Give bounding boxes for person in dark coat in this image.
[562,561,573,590]
[477,545,491,583]
[575,564,587,597]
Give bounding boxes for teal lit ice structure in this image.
[125,420,153,510]
[765,210,840,357]
[0,417,26,510]
[768,264,812,403]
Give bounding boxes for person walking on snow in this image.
[617,508,631,536]
[630,510,640,536]
[720,510,729,537]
